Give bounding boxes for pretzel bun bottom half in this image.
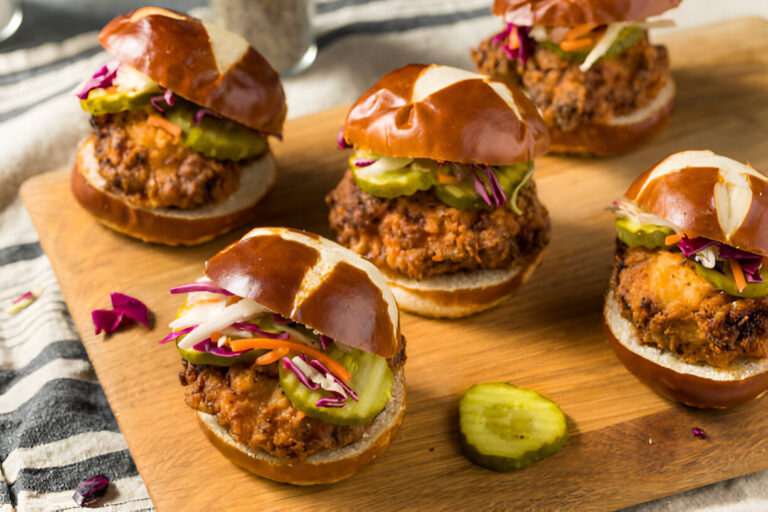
[71,137,276,246]
[604,291,768,408]
[197,368,406,485]
[386,252,544,319]
[549,79,675,157]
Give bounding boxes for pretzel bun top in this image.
[625,150,768,257]
[342,64,549,165]
[99,7,286,135]
[205,227,403,358]
[492,0,682,27]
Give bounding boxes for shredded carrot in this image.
[255,346,289,365]
[147,115,182,138]
[508,29,520,50]
[729,259,748,293]
[564,23,597,41]
[560,38,593,52]
[665,233,684,246]
[228,338,351,383]
[436,173,460,184]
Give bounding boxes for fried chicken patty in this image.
[472,33,669,131]
[91,107,240,209]
[611,244,768,368]
[179,344,406,461]
[326,172,550,280]
[180,360,369,460]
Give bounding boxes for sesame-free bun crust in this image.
[71,136,276,246]
[493,0,682,26]
[99,7,286,135]
[343,64,549,165]
[205,227,403,359]
[624,149,768,257]
[197,367,405,485]
[549,78,675,156]
[387,252,544,318]
[604,291,768,408]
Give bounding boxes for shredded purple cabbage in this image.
[678,236,764,284]
[282,357,319,390]
[192,338,248,356]
[150,89,175,114]
[692,427,707,439]
[110,292,150,327]
[158,326,195,345]
[308,358,358,400]
[76,62,119,100]
[194,108,221,125]
[353,158,377,167]
[316,395,347,408]
[169,283,234,296]
[337,127,351,149]
[273,314,291,325]
[492,23,533,64]
[92,309,125,335]
[319,334,333,350]
[471,165,507,207]
[230,322,289,339]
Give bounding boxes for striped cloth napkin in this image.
[0,1,766,510]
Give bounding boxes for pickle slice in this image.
[352,158,437,198]
[694,263,768,298]
[279,345,393,426]
[80,65,161,115]
[164,100,268,161]
[615,217,674,249]
[459,382,568,471]
[433,162,532,210]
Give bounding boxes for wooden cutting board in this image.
[20,17,768,511]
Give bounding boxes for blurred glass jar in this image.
[212,0,317,76]
[0,0,22,44]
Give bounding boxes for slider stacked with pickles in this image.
[162,227,406,484]
[606,150,768,408]
[327,64,551,318]
[72,7,286,245]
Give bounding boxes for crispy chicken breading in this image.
[326,171,550,280]
[611,244,768,368]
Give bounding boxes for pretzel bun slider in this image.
[72,8,286,245]
[161,227,406,484]
[606,150,768,408]
[473,0,681,155]
[327,64,551,318]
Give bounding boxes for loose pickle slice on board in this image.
[279,345,393,426]
[694,263,768,298]
[165,101,268,161]
[615,217,674,249]
[459,382,568,471]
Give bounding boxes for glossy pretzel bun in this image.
[205,227,403,358]
[99,7,286,135]
[343,64,549,165]
[549,78,675,156]
[604,291,768,408]
[625,149,768,257]
[492,0,682,26]
[71,136,276,246]
[386,252,544,318]
[197,368,405,485]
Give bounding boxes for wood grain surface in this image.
[20,18,768,511]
